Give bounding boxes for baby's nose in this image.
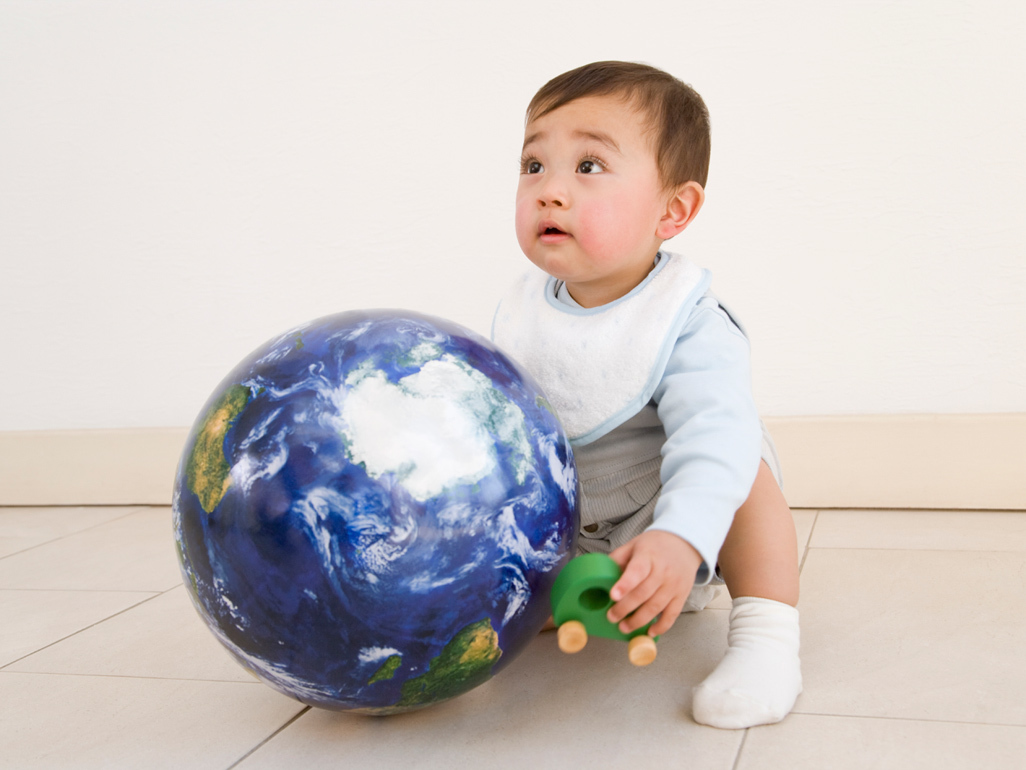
[539,174,569,208]
[539,185,567,207]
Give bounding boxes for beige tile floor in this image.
[2,506,1025,769]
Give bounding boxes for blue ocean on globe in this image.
[172,309,578,714]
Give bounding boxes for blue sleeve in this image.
[646,297,762,584]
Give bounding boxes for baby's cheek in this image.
[577,200,635,259]
[513,202,534,251]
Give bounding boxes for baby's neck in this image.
[556,253,663,308]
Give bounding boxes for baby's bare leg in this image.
[717,461,800,605]
[692,461,802,729]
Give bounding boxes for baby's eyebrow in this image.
[521,129,622,155]
[522,131,544,150]
[572,130,622,154]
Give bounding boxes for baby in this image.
[492,61,802,729]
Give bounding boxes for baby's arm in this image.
[607,530,703,636]
[610,300,763,634]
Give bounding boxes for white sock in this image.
[692,596,802,729]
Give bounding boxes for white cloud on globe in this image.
[340,355,532,502]
[358,646,402,665]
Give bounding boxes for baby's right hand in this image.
[606,530,702,637]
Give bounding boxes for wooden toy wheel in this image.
[557,620,588,654]
[627,635,657,666]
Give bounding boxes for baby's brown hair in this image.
[526,61,711,190]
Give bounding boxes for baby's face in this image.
[515,95,672,307]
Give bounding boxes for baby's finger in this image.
[607,589,646,626]
[647,593,686,636]
[606,541,635,575]
[609,552,651,603]
[616,584,676,634]
[609,570,665,628]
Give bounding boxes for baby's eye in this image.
[577,158,604,174]
[521,159,543,174]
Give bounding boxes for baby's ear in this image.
[656,181,705,240]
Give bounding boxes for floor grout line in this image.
[226,706,312,769]
[803,545,1026,554]
[0,586,177,593]
[730,728,750,770]
[787,709,1026,729]
[788,507,1026,514]
[0,505,168,511]
[5,664,1024,731]
[0,669,263,685]
[0,506,165,561]
[0,585,179,670]
[798,510,819,575]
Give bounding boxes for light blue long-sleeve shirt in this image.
[646,296,762,579]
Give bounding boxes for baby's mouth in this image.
[539,225,570,244]
[538,222,570,241]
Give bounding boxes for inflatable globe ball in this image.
[172,310,579,714]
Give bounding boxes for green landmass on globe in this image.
[355,618,503,714]
[536,394,555,416]
[185,384,250,513]
[368,654,402,685]
[395,618,502,709]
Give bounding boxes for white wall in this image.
[2,0,1023,431]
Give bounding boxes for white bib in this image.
[492,252,710,445]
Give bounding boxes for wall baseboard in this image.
[0,428,189,507]
[1,415,1023,510]
[762,413,1025,510]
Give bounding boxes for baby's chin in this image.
[522,251,578,281]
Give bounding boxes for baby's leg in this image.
[692,461,802,729]
[717,460,799,605]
